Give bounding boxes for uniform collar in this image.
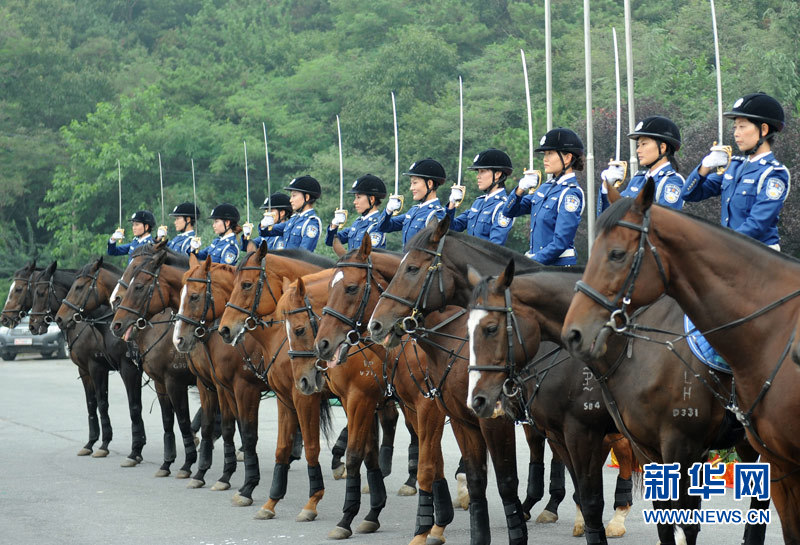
[418,196,439,207]
[297,208,316,217]
[136,234,153,243]
[647,161,671,178]
[555,173,576,185]
[486,187,505,199]
[747,151,773,163]
[220,232,235,241]
[181,230,195,237]
[362,209,380,220]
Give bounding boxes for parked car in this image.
[0,316,68,360]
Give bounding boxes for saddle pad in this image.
[684,315,732,374]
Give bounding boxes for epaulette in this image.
[731,155,745,162]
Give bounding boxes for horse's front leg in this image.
[153,379,177,477]
[450,421,490,545]
[482,418,526,545]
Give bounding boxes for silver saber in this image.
[624,0,638,173]
[158,152,166,229]
[520,49,534,171]
[390,91,403,214]
[191,158,200,245]
[457,75,464,186]
[584,0,596,250]
[117,160,122,228]
[337,115,344,210]
[609,28,628,187]
[263,122,271,212]
[545,0,552,130]
[243,141,250,225]
[710,0,723,144]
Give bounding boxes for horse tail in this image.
[318,395,334,443]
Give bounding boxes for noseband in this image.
[224,257,280,331]
[2,275,34,321]
[322,255,385,346]
[30,276,61,324]
[285,293,323,368]
[174,269,217,339]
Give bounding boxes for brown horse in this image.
[468,261,768,545]
[30,261,146,465]
[562,180,800,543]
[56,256,199,478]
[1,261,40,328]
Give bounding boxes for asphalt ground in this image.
[0,356,785,544]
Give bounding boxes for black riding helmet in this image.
[348,174,387,197]
[724,93,785,155]
[403,158,446,185]
[209,203,240,223]
[468,148,513,191]
[284,175,322,201]
[535,128,584,177]
[169,202,201,221]
[628,116,681,168]
[130,210,156,231]
[260,192,293,213]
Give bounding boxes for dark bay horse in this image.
[56,256,199,479]
[562,180,800,543]
[29,261,146,465]
[468,261,767,545]
[1,261,40,328]
[279,267,434,541]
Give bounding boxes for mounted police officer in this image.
[683,93,789,250]
[327,174,387,250]
[164,202,200,255]
[599,116,686,213]
[503,128,586,265]
[259,176,322,252]
[376,158,446,250]
[190,203,241,264]
[242,193,294,251]
[445,148,514,245]
[107,210,155,264]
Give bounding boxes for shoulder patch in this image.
[564,194,580,213]
[664,184,681,204]
[223,250,236,264]
[370,232,383,246]
[305,223,319,238]
[765,178,786,200]
[497,213,511,227]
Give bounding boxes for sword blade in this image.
[545,0,553,131]
[624,0,638,173]
[191,158,198,234]
[117,160,122,227]
[458,76,464,186]
[243,141,250,224]
[158,152,165,224]
[336,114,344,210]
[263,122,271,211]
[710,0,724,144]
[521,49,534,171]
[613,28,621,162]
[391,91,399,195]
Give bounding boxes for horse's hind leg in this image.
[331,425,348,479]
[521,425,545,518]
[232,385,261,506]
[153,380,177,477]
[402,413,419,494]
[537,443,566,523]
[166,376,196,479]
[256,395,299,519]
[410,402,450,545]
[605,435,634,538]
[212,390,238,491]
[295,391,326,522]
[450,422,490,545]
[76,367,100,456]
[88,360,112,457]
[188,385,217,488]
[377,400,399,477]
[118,357,145,466]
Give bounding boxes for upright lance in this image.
[609,28,628,186]
[709,0,732,173]
[519,50,541,192]
[389,91,403,215]
[335,115,347,223]
[449,76,466,208]
[623,0,638,173]
[157,152,167,239]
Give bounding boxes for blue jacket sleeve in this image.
[195,245,212,260]
[503,191,533,218]
[597,190,610,216]
[376,210,405,233]
[655,173,686,210]
[488,203,514,246]
[682,164,724,202]
[107,241,130,256]
[736,169,790,240]
[298,218,320,252]
[532,188,583,264]
[259,222,286,238]
[445,206,468,232]
[325,226,348,247]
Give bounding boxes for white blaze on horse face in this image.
[173,285,189,348]
[466,309,488,409]
[109,282,121,306]
[285,318,294,352]
[331,271,344,288]
[5,282,14,307]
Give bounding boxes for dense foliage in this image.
[2,0,799,292]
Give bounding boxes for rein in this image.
[116,265,170,330]
[224,257,280,331]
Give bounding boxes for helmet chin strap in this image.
[641,141,667,169]
[551,152,575,182]
[743,124,769,156]
[485,171,506,193]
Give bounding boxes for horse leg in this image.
[537,444,566,522]
[118,357,145,466]
[75,368,99,456]
[449,421,490,545]
[290,423,303,464]
[768,466,800,545]
[605,435,634,538]
[483,419,526,545]
[294,391,326,522]
[232,384,261,507]
[521,425,545,519]
[402,412,419,494]
[88,361,112,457]
[166,376,196,479]
[377,400,399,477]
[563,425,609,545]
[188,384,217,488]
[255,396,298,519]
[212,390,238,491]
[410,402,451,545]
[153,379,177,477]
[737,441,768,545]
[331,425,348,479]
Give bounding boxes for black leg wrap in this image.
[163,432,177,463]
[379,445,393,477]
[240,451,260,496]
[332,427,348,468]
[308,464,324,496]
[290,426,303,462]
[504,498,528,545]
[407,442,419,479]
[573,490,581,505]
[190,407,202,434]
[222,441,237,477]
[454,457,466,479]
[367,468,387,511]
[197,438,212,471]
[585,524,608,545]
[432,478,454,527]
[88,413,100,443]
[742,521,766,545]
[544,460,566,514]
[343,473,361,516]
[469,497,491,545]
[269,462,290,501]
[613,476,633,509]
[414,489,434,536]
[523,461,544,512]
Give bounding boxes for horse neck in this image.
[95,269,121,304]
[160,264,188,310]
[416,307,468,372]
[512,271,583,346]
[53,270,77,298]
[267,255,325,281]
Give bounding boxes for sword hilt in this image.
[449,184,466,209]
[388,194,404,216]
[711,142,732,175]
[609,160,628,188]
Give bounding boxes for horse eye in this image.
[406,265,420,274]
[190,293,200,301]
[608,249,626,262]
[345,284,359,295]
[294,326,306,336]
[485,324,499,335]
[241,282,253,290]
[134,284,144,291]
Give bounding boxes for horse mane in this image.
[131,244,190,268]
[407,224,541,274]
[341,247,403,261]
[237,249,336,272]
[78,259,123,276]
[597,198,635,233]
[470,266,585,308]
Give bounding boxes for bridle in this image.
[116,263,169,330]
[30,274,62,325]
[2,274,34,322]
[574,208,668,332]
[285,293,322,365]
[322,255,385,348]
[377,235,448,333]
[224,257,280,332]
[174,269,217,339]
[61,269,102,324]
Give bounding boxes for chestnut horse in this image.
[1,261,40,328]
[468,261,768,545]
[29,262,146,465]
[562,180,800,543]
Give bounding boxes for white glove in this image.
[260,214,275,228]
[332,211,347,226]
[449,187,464,204]
[157,226,167,239]
[386,196,402,213]
[601,180,609,195]
[600,164,625,184]
[701,149,729,169]
[242,222,253,238]
[519,171,540,192]
[189,236,202,251]
[110,229,124,242]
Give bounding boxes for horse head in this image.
[111,246,172,341]
[29,261,59,335]
[2,260,37,328]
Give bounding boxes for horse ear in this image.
[154,239,167,251]
[91,257,103,272]
[333,237,347,257]
[636,177,655,212]
[430,215,451,243]
[46,261,58,276]
[188,253,199,268]
[466,265,482,289]
[497,259,515,291]
[296,277,306,297]
[246,240,258,253]
[203,256,212,271]
[153,248,168,268]
[356,232,372,259]
[29,259,37,271]
[257,239,269,260]
[606,181,623,204]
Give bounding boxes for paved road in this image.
[0,357,784,544]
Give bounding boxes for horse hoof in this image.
[606,505,630,538]
[91,449,109,458]
[425,524,446,545]
[254,508,276,520]
[120,456,142,468]
[332,463,346,480]
[232,492,253,507]
[573,522,585,537]
[327,526,352,539]
[361,484,370,494]
[236,450,245,462]
[356,520,380,534]
[453,473,469,510]
[397,484,417,496]
[535,510,558,523]
[210,481,231,491]
[175,470,191,479]
[186,479,205,489]
[77,447,92,456]
[154,469,170,478]
[193,435,200,447]
[295,509,317,522]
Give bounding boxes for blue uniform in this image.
[107,235,154,264]
[598,162,686,214]
[445,188,514,245]
[241,234,284,252]
[166,230,195,255]
[326,210,386,250]
[377,198,446,250]
[260,208,322,252]
[683,152,790,248]
[195,232,239,264]
[503,174,585,266]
